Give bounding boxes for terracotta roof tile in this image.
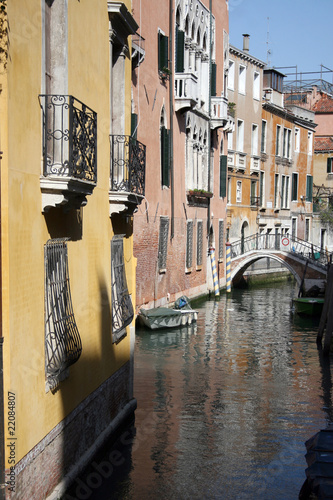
[312,95,333,113]
[314,136,333,152]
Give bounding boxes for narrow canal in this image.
[65,281,333,500]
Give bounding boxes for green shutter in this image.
[292,173,298,201]
[211,62,217,97]
[161,127,170,187]
[259,171,264,206]
[219,155,227,198]
[327,158,332,174]
[131,113,138,140]
[306,175,313,202]
[158,32,168,71]
[175,27,185,73]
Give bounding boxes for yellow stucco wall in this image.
[1,0,136,464]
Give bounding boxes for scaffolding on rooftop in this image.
[274,64,333,97]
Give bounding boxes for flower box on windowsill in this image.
[187,190,213,207]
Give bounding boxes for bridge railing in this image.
[230,233,332,268]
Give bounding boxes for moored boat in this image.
[293,297,325,316]
[138,296,198,330]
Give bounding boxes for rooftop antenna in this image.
[266,17,271,67]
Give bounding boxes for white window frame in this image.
[237,119,244,152]
[274,173,279,209]
[251,123,258,156]
[276,125,281,156]
[253,71,260,100]
[238,64,246,95]
[308,131,313,155]
[227,130,233,151]
[292,217,297,240]
[261,120,267,153]
[228,60,235,90]
[294,127,300,153]
[283,128,292,159]
[236,180,242,203]
[227,176,231,204]
[305,218,310,242]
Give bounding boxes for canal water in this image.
[65,282,333,500]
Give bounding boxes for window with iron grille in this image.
[158,217,169,272]
[186,220,193,270]
[111,236,134,343]
[197,220,203,267]
[219,220,224,260]
[44,238,82,391]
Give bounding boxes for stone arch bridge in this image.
[229,234,330,287]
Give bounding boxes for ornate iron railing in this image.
[44,238,82,391]
[110,135,146,196]
[250,196,260,207]
[230,233,332,268]
[111,236,134,343]
[39,95,97,182]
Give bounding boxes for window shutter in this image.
[186,221,193,269]
[259,172,264,206]
[306,176,313,202]
[197,221,203,267]
[175,27,185,73]
[158,32,168,71]
[211,62,217,97]
[327,158,332,174]
[292,173,298,201]
[219,155,227,198]
[161,126,170,187]
[131,113,138,139]
[219,220,224,260]
[158,217,169,271]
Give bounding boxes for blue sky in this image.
[228,0,333,81]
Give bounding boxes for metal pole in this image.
[226,242,231,293]
[209,247,220,298]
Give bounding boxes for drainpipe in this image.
[0,152,4,499]
[207,0,212,238]
[169,0,174,239]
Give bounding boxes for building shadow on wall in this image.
[55,277,135,499]
[44,207,83,241]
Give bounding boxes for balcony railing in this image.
[110,135,146,197]
[39,95,97,182]
[210,95,229,130]
[250,156,260,173]
[236,152,246,170]
[174,72,198,112]
[250,196,260,207]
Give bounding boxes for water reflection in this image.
[65,283,333,500]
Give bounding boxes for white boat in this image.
[138,296,198,330]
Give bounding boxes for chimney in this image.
[242,34,250,52]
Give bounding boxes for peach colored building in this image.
[132,0,231,310]
[226,37,266,243]
[259,69,316,241]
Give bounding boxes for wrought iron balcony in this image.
[39,94,97,212]
[174,72,199,112]
[109,135,146,215]
[250,195,260,208]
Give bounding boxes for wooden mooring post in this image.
[317,264,333,355]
